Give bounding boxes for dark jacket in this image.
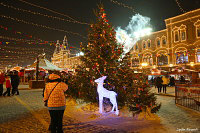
[155,77,163,87]
[11,75,20,87]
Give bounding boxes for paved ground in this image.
[0,85,199,133]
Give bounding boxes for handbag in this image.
[44,82,60,107]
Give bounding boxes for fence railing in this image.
[175,84,200,111]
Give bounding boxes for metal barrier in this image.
[175,84,200,111]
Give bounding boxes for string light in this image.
[0,3,89,25]
[175,0,186,13]
[110,0,136,13]
[0,15,87,39]
[16,0,90,25]
[0,25,56,44]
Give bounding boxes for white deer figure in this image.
[95,76,119,115]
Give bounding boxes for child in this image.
[3,75,12,96]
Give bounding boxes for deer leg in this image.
[99,96,103,113]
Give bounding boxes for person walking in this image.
[44,74,68,133]
[162,76,169,94]
[155,76,163,93]
[11,71,20,95]
[0,72,5,96]
[3,75,12,96]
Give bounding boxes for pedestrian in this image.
[169,76,175,86]
[180,76,185,84]
[162,76,169,93]
[11,71,20,95]
[3,75,12,96]
[43,73,68,133]
[155,76,163,93]
[0,71,5,96]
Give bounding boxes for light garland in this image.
[175,0,186,13]
[110,0,136,13]
[0,3,89,25]
[16,0,90,25]
[0,15,87,39]
[0,25,56,44]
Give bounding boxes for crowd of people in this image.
[0,71,20,96]
[152,75,185,93]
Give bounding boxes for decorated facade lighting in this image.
[141,62,148,67]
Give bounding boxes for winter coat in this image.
[11,75,20,87]
[44,74,68,107]
[0,74,5,84]
[155,77,163,87]
[6,77,12,88]
[162,76,169,85]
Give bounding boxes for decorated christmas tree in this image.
[68,4,160,114]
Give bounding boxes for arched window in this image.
[135,44,138,51]
[180,25,187,41]
[147,39,151,48]
[194,20,200,38]
[174,31,179,42]
[142,41,146,49]
[157,53,168,66]
[156,37,160,47]
[162,36,166,45]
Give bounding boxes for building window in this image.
[181,31,186,41]
[157,54,168,66]
[135,44,138,50]
[143,43,146,49]
[197,27,200,38]
[197,49,200,63]
[174,31,179,42]
[157,40,160,47]
[162,37,166,45]
[176,51,188,64]
[142,41,146,49]
[147,40,151,48]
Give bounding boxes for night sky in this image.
[0,0,199,67]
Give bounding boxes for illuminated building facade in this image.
[130,8,200,71]
[51,36,81,69]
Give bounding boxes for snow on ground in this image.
[64,98,170,133]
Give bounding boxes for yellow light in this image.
[190,62,194,67]
[141,62,148,67]
[153,65,156,69]
[169,64,173,67]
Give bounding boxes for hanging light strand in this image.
[110,0,136,13]
[0,3,90,25]
[175,0,186,13]
[0,15,87,39]
[16,0,90,25]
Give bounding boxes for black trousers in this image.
[157,86,162,93]
[3,88,11,96]
[163,84,167,93]
[49,110,65,133]
[12,86,19,95]
[0,84,3,96]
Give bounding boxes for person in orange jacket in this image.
[43,73,68,133]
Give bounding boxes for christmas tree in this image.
[68,4,160,114]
